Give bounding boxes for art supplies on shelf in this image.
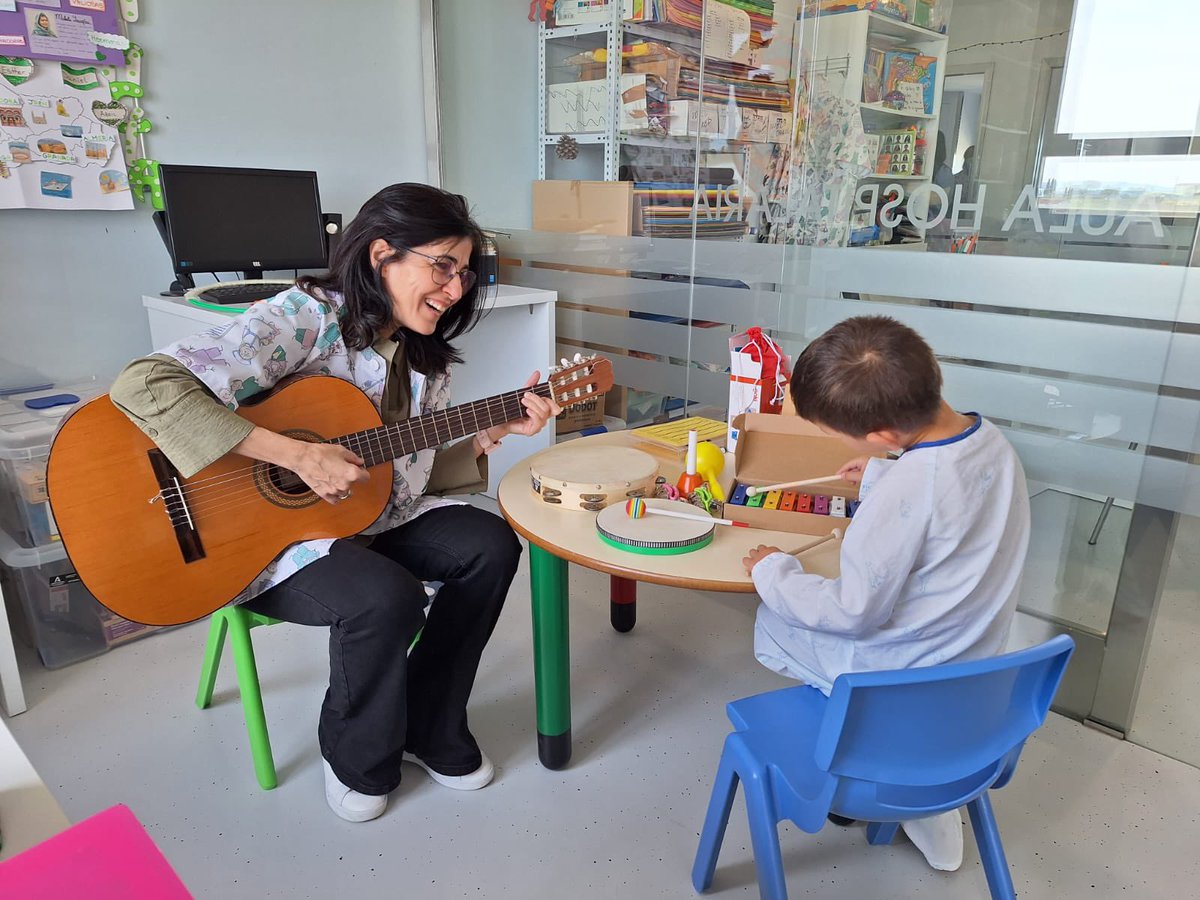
[633,182,750,238]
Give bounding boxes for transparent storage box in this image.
[0,380,106,548]
[0,526,163,669]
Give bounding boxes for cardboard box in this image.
[556,394,605,434]
[533,180,633,235]
[726,413,883,535]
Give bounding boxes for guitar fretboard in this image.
[330,383,555,467]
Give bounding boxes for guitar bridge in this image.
[148,450,206,564]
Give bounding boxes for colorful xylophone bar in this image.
[725,482,858,518]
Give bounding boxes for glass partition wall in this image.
[435,0,1200,763]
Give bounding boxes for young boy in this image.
[742,315,1031,872]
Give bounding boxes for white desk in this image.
[142,285,558,497]
[0,714,69,860]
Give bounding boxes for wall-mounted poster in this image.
[0,53,131,209]
[0,0,127,67]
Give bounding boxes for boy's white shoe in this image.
[323,760,387,822]
[405,751,494,791]
[901,809,964,871]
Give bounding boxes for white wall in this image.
[0,0,428,389]
[436,0,538,231]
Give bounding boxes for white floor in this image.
[7,500,1200,899]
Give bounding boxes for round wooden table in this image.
[498,432,841,769]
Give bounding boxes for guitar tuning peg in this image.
[560,358,570,368]
[573,353,582,363]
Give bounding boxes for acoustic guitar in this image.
[46,356,613,626]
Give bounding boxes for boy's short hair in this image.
[789,316,942,436]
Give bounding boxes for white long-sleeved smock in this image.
[751,415,1030,694]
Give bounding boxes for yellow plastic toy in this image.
[695,441,726,503]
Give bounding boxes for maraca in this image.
[694,441,726,502]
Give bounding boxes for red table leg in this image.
[610,576,636,633]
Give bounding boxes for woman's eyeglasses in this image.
[403,247,477,292]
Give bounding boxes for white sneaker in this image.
[901,809,964,871]
[405,751,494,791]
[322,759,388,822]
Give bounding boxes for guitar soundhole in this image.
[252,428,325,509]
[268,465,309,496]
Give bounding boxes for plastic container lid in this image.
[0,523,68,568]
[0,379,106,461]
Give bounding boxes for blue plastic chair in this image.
[692,635,1075,900]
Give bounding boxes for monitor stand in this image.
[161,272,195,298]
[241,268,264,281]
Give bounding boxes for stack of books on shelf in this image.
[632,181,750,238]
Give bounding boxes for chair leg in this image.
[967,794,1015,900]
[195,612,229,710]
[227,615,278,791]
[742,774,788,900]
[866,822,899,845]
[1088,497,1115,545]
[692,748,740,893]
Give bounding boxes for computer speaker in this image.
[321,212,342,263]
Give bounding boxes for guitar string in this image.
[159,397,531,521]
[153,368,600,517]
[153,391,535,511]
[155,384,558,505]
[154,381,597,523]
[157,385,552,499]
[157,393,531,520]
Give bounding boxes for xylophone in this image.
[727,482,860,518]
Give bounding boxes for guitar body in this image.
[47,377,393,626]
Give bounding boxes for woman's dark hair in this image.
[297,183,487,375]
[789,316,942,437]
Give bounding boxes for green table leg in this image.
[530,544,571,769]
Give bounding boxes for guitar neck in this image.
[330,383,553,468]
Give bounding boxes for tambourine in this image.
[529,445,658,512]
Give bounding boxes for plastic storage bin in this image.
[0,381,106,548]
[0,526,162,668]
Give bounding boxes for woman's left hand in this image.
[476,372,562,455]
[504,370,562,436]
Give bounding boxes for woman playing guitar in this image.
[109,184,561,822]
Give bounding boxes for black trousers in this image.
[243,505,521,795]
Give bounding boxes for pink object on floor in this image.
[0,803,192,898]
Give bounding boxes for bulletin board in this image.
[0,0,132,66]
[0,0,156,211]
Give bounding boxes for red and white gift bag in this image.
[728,327,791,451]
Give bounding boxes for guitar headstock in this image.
[549,354,614,409]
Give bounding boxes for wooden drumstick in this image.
[746,474,843,497]
[785,528,842,556]
[625,498,747,528]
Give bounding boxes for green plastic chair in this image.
[196,587,434,791]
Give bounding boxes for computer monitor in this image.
[157,165,328,289]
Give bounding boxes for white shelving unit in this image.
[536,3,793,241]
[801,8,950,244]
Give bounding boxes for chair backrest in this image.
[814,636,1074,799]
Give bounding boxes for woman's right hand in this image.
[292,441,370,504]
[836,456,872,486]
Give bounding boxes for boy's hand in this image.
[743,544,783,574]
[836,456,872,485]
